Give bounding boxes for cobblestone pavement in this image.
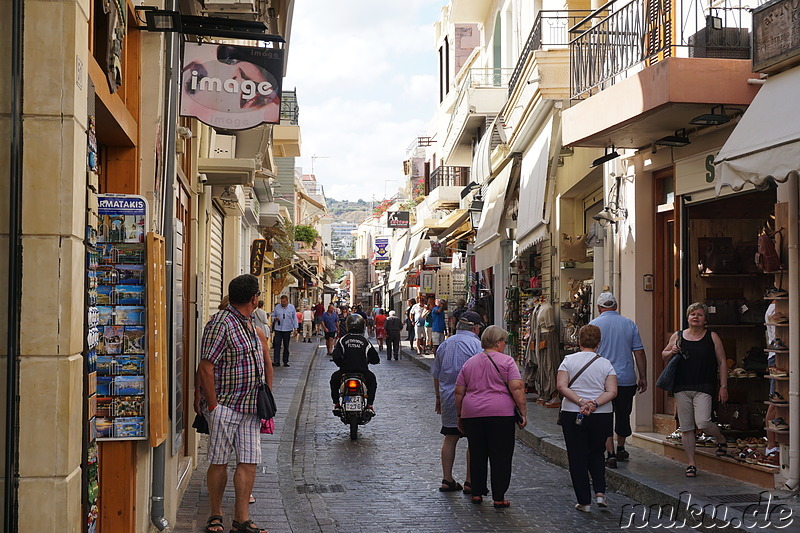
[175,338,696,532]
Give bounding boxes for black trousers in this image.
[461,416,516,501]
[273,330,292,363]
[330,369,377,405]
[386,331,401,359]
[561,411,613,505]
[612,385,637,438]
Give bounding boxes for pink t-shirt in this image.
[456,351,521,418]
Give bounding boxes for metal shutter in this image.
[208,208,224,316]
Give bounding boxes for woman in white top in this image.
[302,307,315,342]
[557,324,618,513]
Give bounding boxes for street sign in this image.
[387,211,410,229]
[250,239,267,276]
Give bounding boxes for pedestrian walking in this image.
[322,304,339,356]
[313,300,325,336]
[557,324,617,513]
[338,306,350,339]
[405,298,417,347]
[660,302,729,478]
[455,326,527,508]
[295,309,303,342]
[424,297,435,354]
[448,298,467,334]
[431,299,446,350]
[195,274,272,533]
[302,306,314,342]
[271,295,297,367]
[374,308,387,351]
[384,310,403,361]
[252,300,271,352]
[432,311,483,494]
[588,291,648,468]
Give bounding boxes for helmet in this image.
[345,313,365,334]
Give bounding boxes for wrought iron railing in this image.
[569,0,751,99]
[280,89,299,124]
[428,166,469,194]
[508,10,593,95]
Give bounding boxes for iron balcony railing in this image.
[428,166,469,194]
[569,0,751,99]
[508,10,594,95]
[280,89,299,124]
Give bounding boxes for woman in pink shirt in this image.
[455,326,527,508]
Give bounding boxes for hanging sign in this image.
[250,239,267,276]
[374,237,390,263]
[387,211,410,229]
[180,43,284,130]
[420,271,436,294]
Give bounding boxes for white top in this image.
[303,310,314,321]
[558,351,616,413]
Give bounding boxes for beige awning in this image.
[715,67,800,194]
[474,161,514,271]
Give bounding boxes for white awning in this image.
[517,116,559,252]
[472,123,492,185]
[715,67,800,194]
[474,161,514,271]
[387,230,409,286]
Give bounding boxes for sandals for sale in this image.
[205,515,224,533]
[715,442,729,457]
[230,520,268,533]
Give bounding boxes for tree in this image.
[294,224,318,246]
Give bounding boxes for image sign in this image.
[180,43,284,130]
[387,211,410,229]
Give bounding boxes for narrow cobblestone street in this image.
[174,338,691,532]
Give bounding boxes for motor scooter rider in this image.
[331,314,380,416]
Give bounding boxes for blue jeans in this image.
[273,330,292,363]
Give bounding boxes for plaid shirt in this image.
[201,305,265,414]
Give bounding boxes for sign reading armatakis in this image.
[180,43,284,130]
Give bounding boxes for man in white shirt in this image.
[302,307,315,343]
[271,295,298,367]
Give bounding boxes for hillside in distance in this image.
[327,198,372,224]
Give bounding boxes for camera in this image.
[198,173,208,184]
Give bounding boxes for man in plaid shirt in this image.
[197,274,272,533]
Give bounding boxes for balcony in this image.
[244,188,260,225]
[508,10,592,95]
[562,0,758,148]
[274,89,301,157]
[427,166,469,193]
[441,68,513,165]
[259,201,284,227]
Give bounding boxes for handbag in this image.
[655,331,682,393]
[556,354,602,425]
[191,412,209,434]
[485,353,524,424]
[250,324,277,421]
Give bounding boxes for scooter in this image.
[333,373,374,440]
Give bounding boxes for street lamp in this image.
[468,196,484,232]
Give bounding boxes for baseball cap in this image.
[597,292,617,309]
[388,310,396,316]
[459,311,484,327]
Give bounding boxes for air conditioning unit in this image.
[688,27,750,60]
[210,131,236,158]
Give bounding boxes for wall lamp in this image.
[690,105,730,126]
[590,146,620,168]
[135,6,286,43]
[468,196,484,232]
[655,129,691,147]
[592,175,627,227]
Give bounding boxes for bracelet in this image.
[720,385,728,389]
[592,400,599,409]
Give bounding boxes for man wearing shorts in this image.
[589,292,647,468]
[431,311,484,492]
[431,299,447,351]
[412,300,427,354]
[196,274,272,533]
[322,303,339,356]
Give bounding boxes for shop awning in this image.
[715,68,800,194]
[472,123,493,185]
[517,116,560,253]
[387,230,409,288]
[474,160,514,271]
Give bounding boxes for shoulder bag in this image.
[556,354,601,425]
[485,353,524,424]
[249,323,277,421]
[655,331,682,393]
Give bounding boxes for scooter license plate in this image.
[344,397,363,411]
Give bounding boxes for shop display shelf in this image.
[764,270,789,275]
[764,323,789,327]
[700,273,769,278]
[768,376,790,381]
[765,426,789,434]
[764,401,789,407]
[708,324,765,328]
[763,349,790,354]
[763,296,788,301]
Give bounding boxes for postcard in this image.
[95,417,113,439]
[102,326,124,355]
[113,376,145,396]
[98,214,145,244]
[87,350,98,374]
[96,285,114,305]
[96,376,113,396]
[115,306,144,326]
[89,417,97,442]
[96,396,113,418]
[113,417,145,438]
[113,396,145,417]
[116,265,145,285]
[88,371,97,396]
[96,356,116,376]
[116,285,144,306]
[123,327,146,354]
[116,355,144,375]
[97,306,113,326]
[99,244,145,265]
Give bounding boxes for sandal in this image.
[439,478,463,492]
[493,500,511,508]
[462,481,472,494]
[249,494,256,504]
[471,496,483,504]
[205,515,224,533]
[685,465,697,478]
[230,520,268,533]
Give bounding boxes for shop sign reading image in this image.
[180,42,284,130]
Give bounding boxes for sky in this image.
[283,0,444,203]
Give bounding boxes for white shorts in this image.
[432,331,445,345]
[206,404,262,465]
[415,325,426,338]
[425,327,433,343]
[674,390,714,432]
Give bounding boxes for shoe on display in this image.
[768,366,788,378]
[766,312,789,325]
[769,391,788,404]
[758,454,780,468]
[769,417,789,431]
[768,338,788,351]
[765,287,788,298]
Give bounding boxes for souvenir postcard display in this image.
[88,194,149,442]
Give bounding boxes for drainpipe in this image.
[786,175,799,490]
[4,0,24,529]
[151,0,179,528]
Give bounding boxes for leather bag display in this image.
[756,229,782,273]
